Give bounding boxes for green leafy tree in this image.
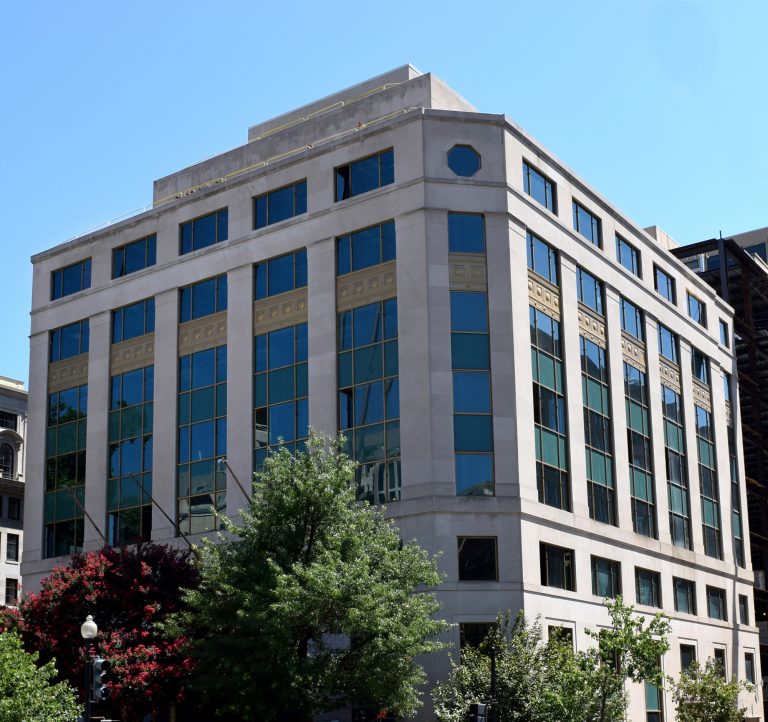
[671,659,753,722]
[168,432,448,721]
[0,630,81,722]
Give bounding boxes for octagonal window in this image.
[448,145,481,177]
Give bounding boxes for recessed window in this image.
[745,652,755,684]
[723,373,732,404]
[526,232,559,285]
[635,568,661,608]
[691,347,709,385]
[336,149,394,201]
[0,444,13,478]
[713,648,726,676]
[687,292,707,326]
[654,265,676,304]
[459,622,496,650]
[253,180,307,229]
[457,537,498,581]
[179,208,228,255]
[591,556,621,598]
[51,258,92,301]
[707,586,727,621]
[112,235,156,279]
[548,626,574,648]
[6,533,19,562]
[620,297,644,341]
[577,267,604,315]
[49,320,89,362]
[657,323,678,364]
[254,249,307,300]
[674,577,696,614]
[336,220,396,276]
[540,542,574,590]
[179,275,228,323]
[739,595,749,625]
[112,298,155,344]
[0,412,17,432]
[448,213,485,254]
[4,578,18,606]
[447,145,480,177]
[522,160,557,212]
[616,235,641,277]
[572,201,602,247]
[719,320,729,348]
[7,497,20,521]
[680,644,696,671]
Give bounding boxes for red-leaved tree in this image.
[16,543,199,722]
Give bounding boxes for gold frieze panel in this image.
[48,354,89,392]
[110,334,155,375]
[179,311,227,356]
[577,306,606,348]
[621,332,646,372]
[337,260,397,312]
[692,379,712,412]
[527,273,560,321]
[449,252,487,291]
[659,361,681,394]
[254,289,308,334]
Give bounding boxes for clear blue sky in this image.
[2,0,766,386]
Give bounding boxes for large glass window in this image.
[581,337,615,525]
[531,307,569,510]
[657,324,678,364]
[51,258,91,300]
[457,537,498,581]
[112,298,155,344]
[44,384,88,557]
[687,292,707,327]
[50,320,89,362]
[616,235,641,277]
[636,568,661,608]
[335,149,394,201]
[591,556,621,598]
[540,543,574,590]
[253,180,307,229]
[691,348,709,385]
[527,233,559,284]
[745,653,756,684]
[177,346,227,535]
[336,220,396,276]
[523,161,557,213]
[729,425,744,567]
[645,676,664,722]
[654,265,677,304]
[338,299,400,504]
[112,235,156,279]
[696,405,721,559]
[739,595,749,625]
[179,208,228,255]
[572,201,602,247]
[254,324,308,469]
[577,267,604,315]
[662,385,692,550]
[674,578,696,614]
[620,297,644,341]
[6,533,19,562]
[179,275,228,323]
[707,586,727,620]
[448,213,485,254]
[108,366,153,545]
[254,250,307,300]
[719,320,730,348]
[625,363,656,538]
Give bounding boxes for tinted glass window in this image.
[179,209,228,255]
[448,213,485,253]
[573,201,602,246]
[616,236,641,276]
[523,161,557,212]
[577,267,603,314]
[51,258,92,300]
[336,221,396,276]
[654,265,676,303]
[335,150,394,201]
[447,145,480,177]
[180,275,228,323]
[527,233,558,284]
[457,537,497,580]
[657,324,678,363]
[253,180,307,229]
[540,543,574,590]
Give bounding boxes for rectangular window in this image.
[691,348,709,385]
[459,623,496,650]
[548,626,574,648]
[728,426,744,567]
[254,324,309,470]
[335,148,394,201]
[625,363,656,538]
[645,677,663,722]
[616,235,641,277]
[108,366,154,546]
[636,568,661,608]
[680,644,696,671]
[51,258,92,301]
[338,299,400,504]
[111,298,155,344]
[591,556,621,598]
[697,405,722,559]
[7,497,20,521]
[457,537,497,581]
[448,213,486,254]
[6,533,19,562]
[49,320,89,362]
[654,265,676,304]
[707,586,727,621]
[0,412,17,432]
[4,578,18,606]
[657,324,678,364]
[582,337,615,525]
[44,384,88,558]
[719,320,729,348]
[254,249,307,300]
[522,160,557,213]
[739,595,749,625]
[179,274,228,323]
[253,179,307,229]
[620,297,644,341]
[687,292,707,326]
[336,220,396,276]
[177,346,227,535]
[531,307,570,511]
[576,267,604,315]
[662,385,692,550]
[745,653,755,684]
[112,235,156,279]
[713,648,726,676]
[179,208,228,255]
[540,543,574,590]
[527,232,559,284]
[674,578,696,614]
[572,200,602,247]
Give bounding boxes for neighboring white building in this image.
[0,376,26,607]
[22,66,762,720]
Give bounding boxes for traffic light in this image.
[468,702,487,722]
[90,657,111,702]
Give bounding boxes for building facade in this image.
[24,67,762,720]
[0,376,26,607]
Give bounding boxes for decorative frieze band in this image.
[337,260,397,312]
[449,253,487,291]
[659,361,681,394]
[110,334,155,375]
[692,379,712,412]
[527,273,560,321]
[254,289,308,334]
[179,311,227,356]
[48,354,89,393]
[577,306,606,348]
[621,332,646,372]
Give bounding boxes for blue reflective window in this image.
[254,249,307,300]
[50,320,89,362]
[336,221,396,276]
[620,298,644,341]
[179,208,228,255]
[577,267,604,315]
[448,213,485,253]
[112,235,157,279]
[523,161,557,212]
[447,145,480,177]
[616,236,641,277]
[180,275,228,322]
[527,233,558,284]
[691,348,709,385]
[450,292,488,333]
[455,454,494,496]
[654,265,677,304]
[572,201,602,247]
[657,324,678,364]
[51,258,91,300]
[687,293,707,326]
[335,149,394,201]
[112,298,154,344]
[453,372,491,413]
[253,180,307,229]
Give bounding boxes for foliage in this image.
[433,597,670,722]
[168,432,449,722]
[0,630,81,722]
[671,658,753,722]
[17,543,198,721]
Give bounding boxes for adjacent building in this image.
[23,66,762,720]
[0,376,26,607]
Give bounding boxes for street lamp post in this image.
[80,615,97,722]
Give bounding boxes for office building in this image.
[23,66,762,720]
